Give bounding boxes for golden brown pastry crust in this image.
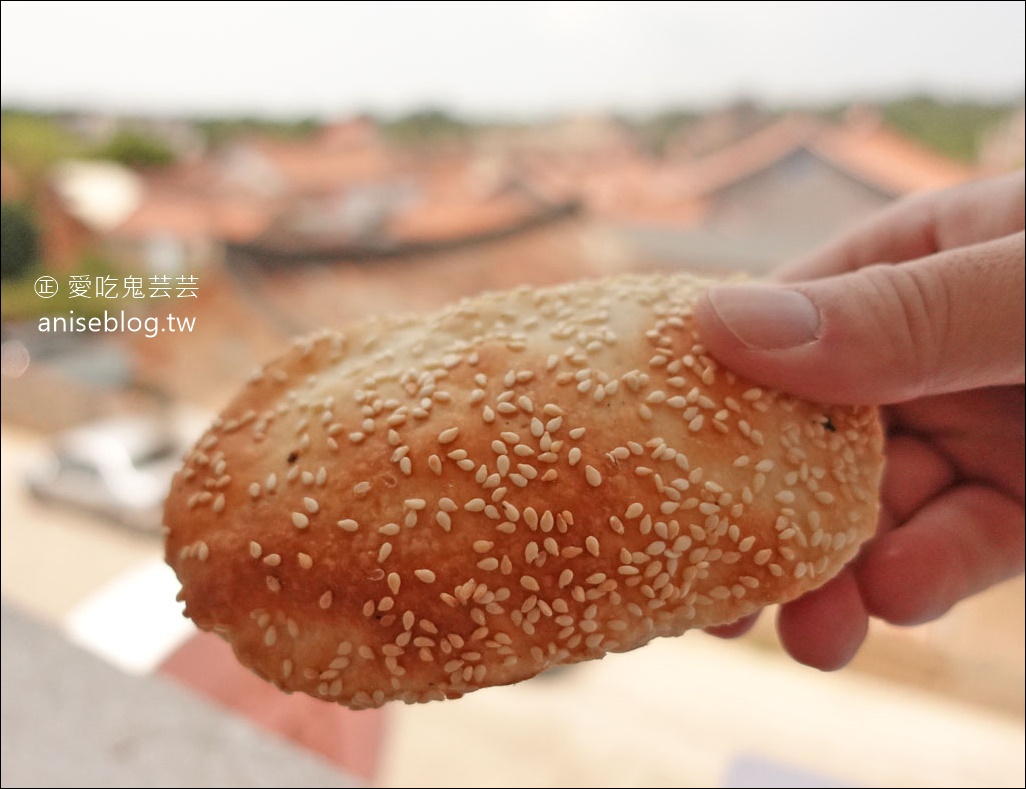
[165,274,883,709]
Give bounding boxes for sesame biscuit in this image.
[164,274,884,709]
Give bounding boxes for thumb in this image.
[694,233,1025,405]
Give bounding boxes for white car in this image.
[25,416,193,534]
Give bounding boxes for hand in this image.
[694,171,1025,670]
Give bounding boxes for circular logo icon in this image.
[34,276,59,298]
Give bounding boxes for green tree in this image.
[877,96,1016,163]
[381,109,472,147]
[196,115,318,146]
[0,202,39,281]
[93,129,176,168]
[0,112,83,190]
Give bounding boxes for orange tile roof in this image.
[233,215,657,335]
[670,113,975,200]
[386,192,541,244]
[813,119,975,194]
[235,121,398,197]
[113,183,277,243]
[669,115,826,198]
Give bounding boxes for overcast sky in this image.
[2,1,1023,119]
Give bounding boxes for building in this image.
[604,111,977,273]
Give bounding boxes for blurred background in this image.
[1,1,1023,786]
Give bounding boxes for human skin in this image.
[694,171,1025,669]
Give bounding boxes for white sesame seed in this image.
[337,519,359,532]
[292,512,310,529]
[414,569,436,583]
[514,463,538,481]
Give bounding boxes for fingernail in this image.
[705,285,820,350]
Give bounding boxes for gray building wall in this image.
[620,149,897,275]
